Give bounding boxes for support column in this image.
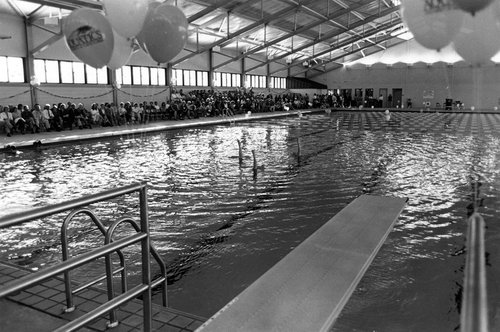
[110,69,118,105]
[241,57,246,88]
[266,63,271,90]
[209,48,214,89]
[166,63,173,101]
[24,17,37,106]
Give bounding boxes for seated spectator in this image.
[0,106,14,136]
[21,104,35,133]
[41,104,54,131]
[51,104,63,131]
[12,104,26,134]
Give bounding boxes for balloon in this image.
[30,75,40,86]
[401,0,465,51]
[453,9,500,66]
[454,0,493,15]
[62,8,114,68]
[107,29,134,70]
[142,4,188,63]
[135,1,161,53]
[103,0,148,38]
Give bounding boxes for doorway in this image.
[392,88,403,108]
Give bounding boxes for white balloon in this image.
[453,9,500,66]
[401,0,465,50]
[103,0,148,38]
[107,29,133,70]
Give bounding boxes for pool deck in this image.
[1,107,495,152]
[0,261,206,332]
[0,109,315,151]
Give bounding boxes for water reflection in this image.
[1,113,500,330]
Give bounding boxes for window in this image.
[33,59,46,83]
[1,56,25,83]
[45,60,59,83]
[6,57,24,83]
[150,68,158,85]
[141,67,149,85]
[132,66,142,85]
[86,65,97,84]
[73,62,85,83]
[213,72,221,87]
[246,74,267,88]
[60,61,73,83]
[116,66,133,85]
[97,67,107,84]
[221,72,229,87]
[183,70,190,86]
[173,68,183,85]
[270,76,286,89]
[197,71,208,86]
[232,73,240,87]
[158,69,166,85]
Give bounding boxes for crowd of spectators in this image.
[0,88,339,137]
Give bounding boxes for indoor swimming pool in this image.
[1,111,500,331]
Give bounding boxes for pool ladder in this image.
[0,182,166,331]
[61,207,168,327]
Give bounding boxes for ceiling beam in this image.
[213,1,368,70]
[188,0,235,24]
[245,5,400,73]
[306,37,408,78]
[171,3,303,66]
[19,0,102,11]
[269,19,402,75]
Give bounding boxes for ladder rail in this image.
[60,208,128,314]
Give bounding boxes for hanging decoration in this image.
[401,0,500,66]
[140,4,189,64]
[401,0,464,51]
[453,9,500,66]
[61,0,188,70]
[453,0,493,15]
[62,8,115,68]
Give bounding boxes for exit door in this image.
[392,88,403,108]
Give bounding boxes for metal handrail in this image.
[0,232,146,297]
[461,212,489,332]
[0,182,155,331]
[60,208,128,316]
[0,182,146,228]
[105,217,168,306]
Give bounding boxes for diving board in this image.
[197,194,407,332]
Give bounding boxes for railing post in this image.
[461,213,489,332]
[140,185,152,331]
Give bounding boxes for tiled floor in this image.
[0,262,206,332]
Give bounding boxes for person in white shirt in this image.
[0,106,14,136]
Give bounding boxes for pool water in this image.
[1,111,500,331]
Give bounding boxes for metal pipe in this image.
[106,218,168,307]
[0,233,146,298]
[0,182,147,229]
[140,186,152,331]
[460,213,489,332]
[53,284,149,332]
